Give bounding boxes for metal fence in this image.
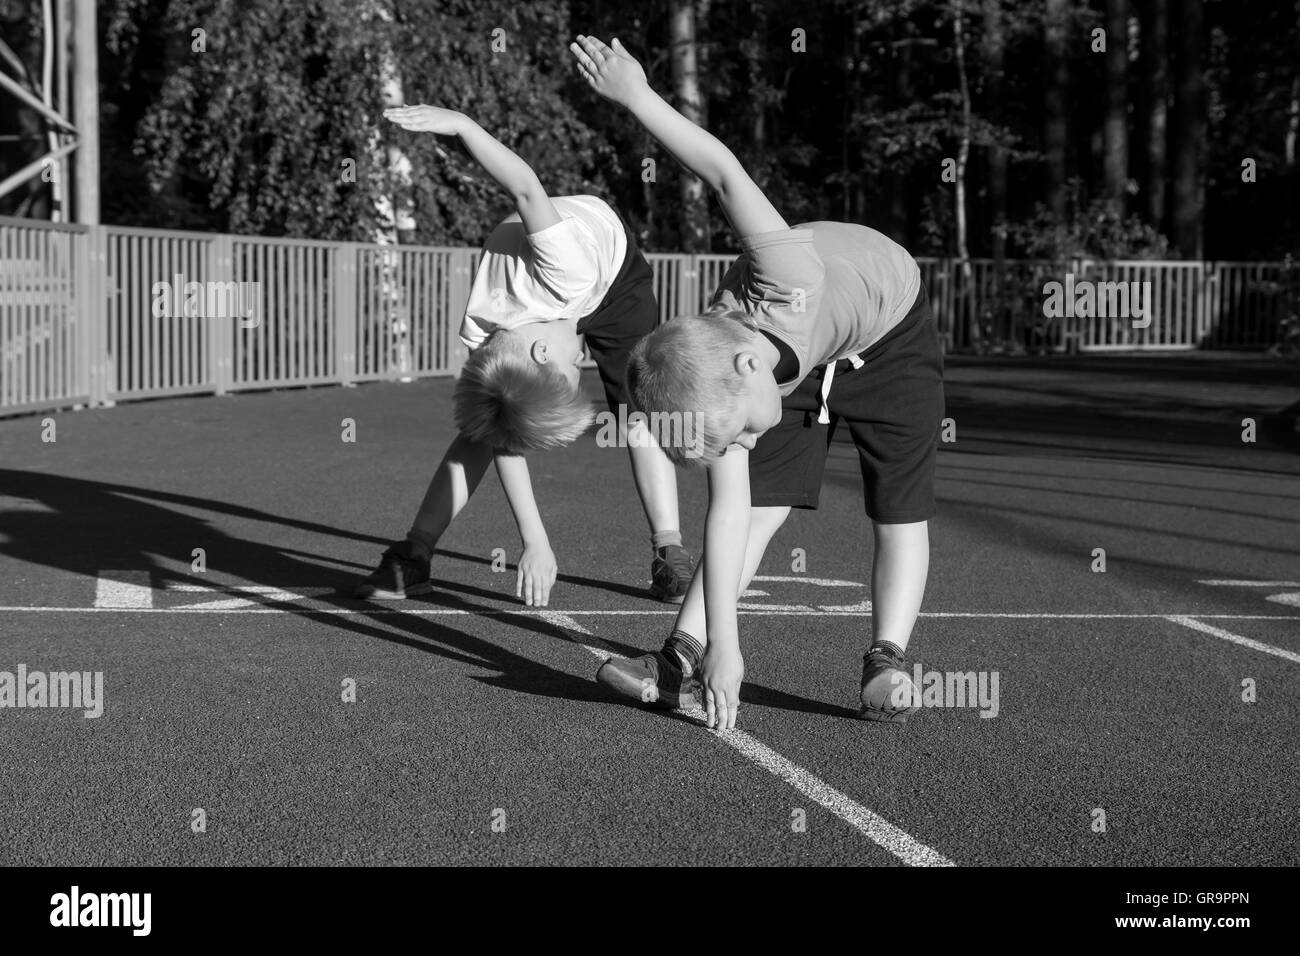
[2,215,1295,416]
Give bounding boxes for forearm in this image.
[702,455,752,652]
[457,119,545,202]
[621,88,741,194]
[494,453,549,546]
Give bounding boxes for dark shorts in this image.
[576,212,657,411]
[748,281,945,523]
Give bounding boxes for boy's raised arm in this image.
[384,105,561,235]
[570,35,788,239]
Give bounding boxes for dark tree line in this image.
[1,0,1296,260]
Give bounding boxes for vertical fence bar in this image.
[333,242,357,386]
[207,234,233,395]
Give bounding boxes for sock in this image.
[405,528,437,558]
[652,529,682,552]
[869,640,906,664]
[663,629,704,678]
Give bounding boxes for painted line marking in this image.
[752,576,863,587]
[1199,580,1300,587]
[538,612,953,867]
[92,571,153,609]
[1266,593,1300,608]
[1165,615,1300,664]
[5,606,1300,620]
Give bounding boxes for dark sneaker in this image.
[858,648,921,723]
[649,544,694,604]
[353,540,433,600]
[596,650,698,709]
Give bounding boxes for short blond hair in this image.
[454,329,595,453]
[626,311,756,466]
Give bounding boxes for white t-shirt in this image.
[459,195,628,350]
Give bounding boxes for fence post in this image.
[81,224,109,406]
[334,242,357,385]
[446,247,472,376]
[207,234,234,395]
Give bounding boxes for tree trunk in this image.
[1044,0,1071,221]
[887,20,917,243]
[953,1,982,351]
[1103,0,1129,216]
[1170,0,1204,258]
[982,0,1008,338]
[669,0,707,252]
[1140,0,1168,227]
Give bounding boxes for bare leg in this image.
[672,505,792,648]
[869,520,930,653]
[406,432,495,552]
[625,418,680,536]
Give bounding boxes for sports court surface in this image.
[1,354,1297,866]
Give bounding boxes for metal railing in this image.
[2,215,1294,416]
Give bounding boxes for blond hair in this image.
[626,311,757,466]
[454,329,595,453]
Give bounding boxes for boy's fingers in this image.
[704,687,717,728]
[569,42,598,74]
[578,35,607,62]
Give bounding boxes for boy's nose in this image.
[736,433,757,450]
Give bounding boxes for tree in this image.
[1103,0,1129,216]
[1138,0,1168,229]
[668,0,708,251]
[1043,0,1071,220]
[1169,0,1205,257]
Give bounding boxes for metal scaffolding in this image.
[0,0,98,223]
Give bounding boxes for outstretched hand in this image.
[383,105,468,136]
[568,35,649,106]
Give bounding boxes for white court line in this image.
[539,611,953,867]
[4,605,1300,621]
[1199,580,1300,587]
[1165,616,1300,664]
[752,576,862,587]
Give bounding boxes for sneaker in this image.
[353,540,433,600]
[596,650,698,709]
[649,544,694,604]
[858,648,921,723]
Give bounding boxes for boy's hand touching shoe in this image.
[699,645,744,730]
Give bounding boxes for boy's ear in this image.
[530,339,550,365]
[732,350,762,376]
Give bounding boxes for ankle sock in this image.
[869,640,906,664]
[663,629,704,677]
[652,529,683,552]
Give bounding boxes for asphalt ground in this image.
[0,353,1297,866]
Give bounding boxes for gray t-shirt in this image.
[709,222,921,395]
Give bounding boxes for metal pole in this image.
[71,0,98,224]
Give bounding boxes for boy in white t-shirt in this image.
[355,105,694,606]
